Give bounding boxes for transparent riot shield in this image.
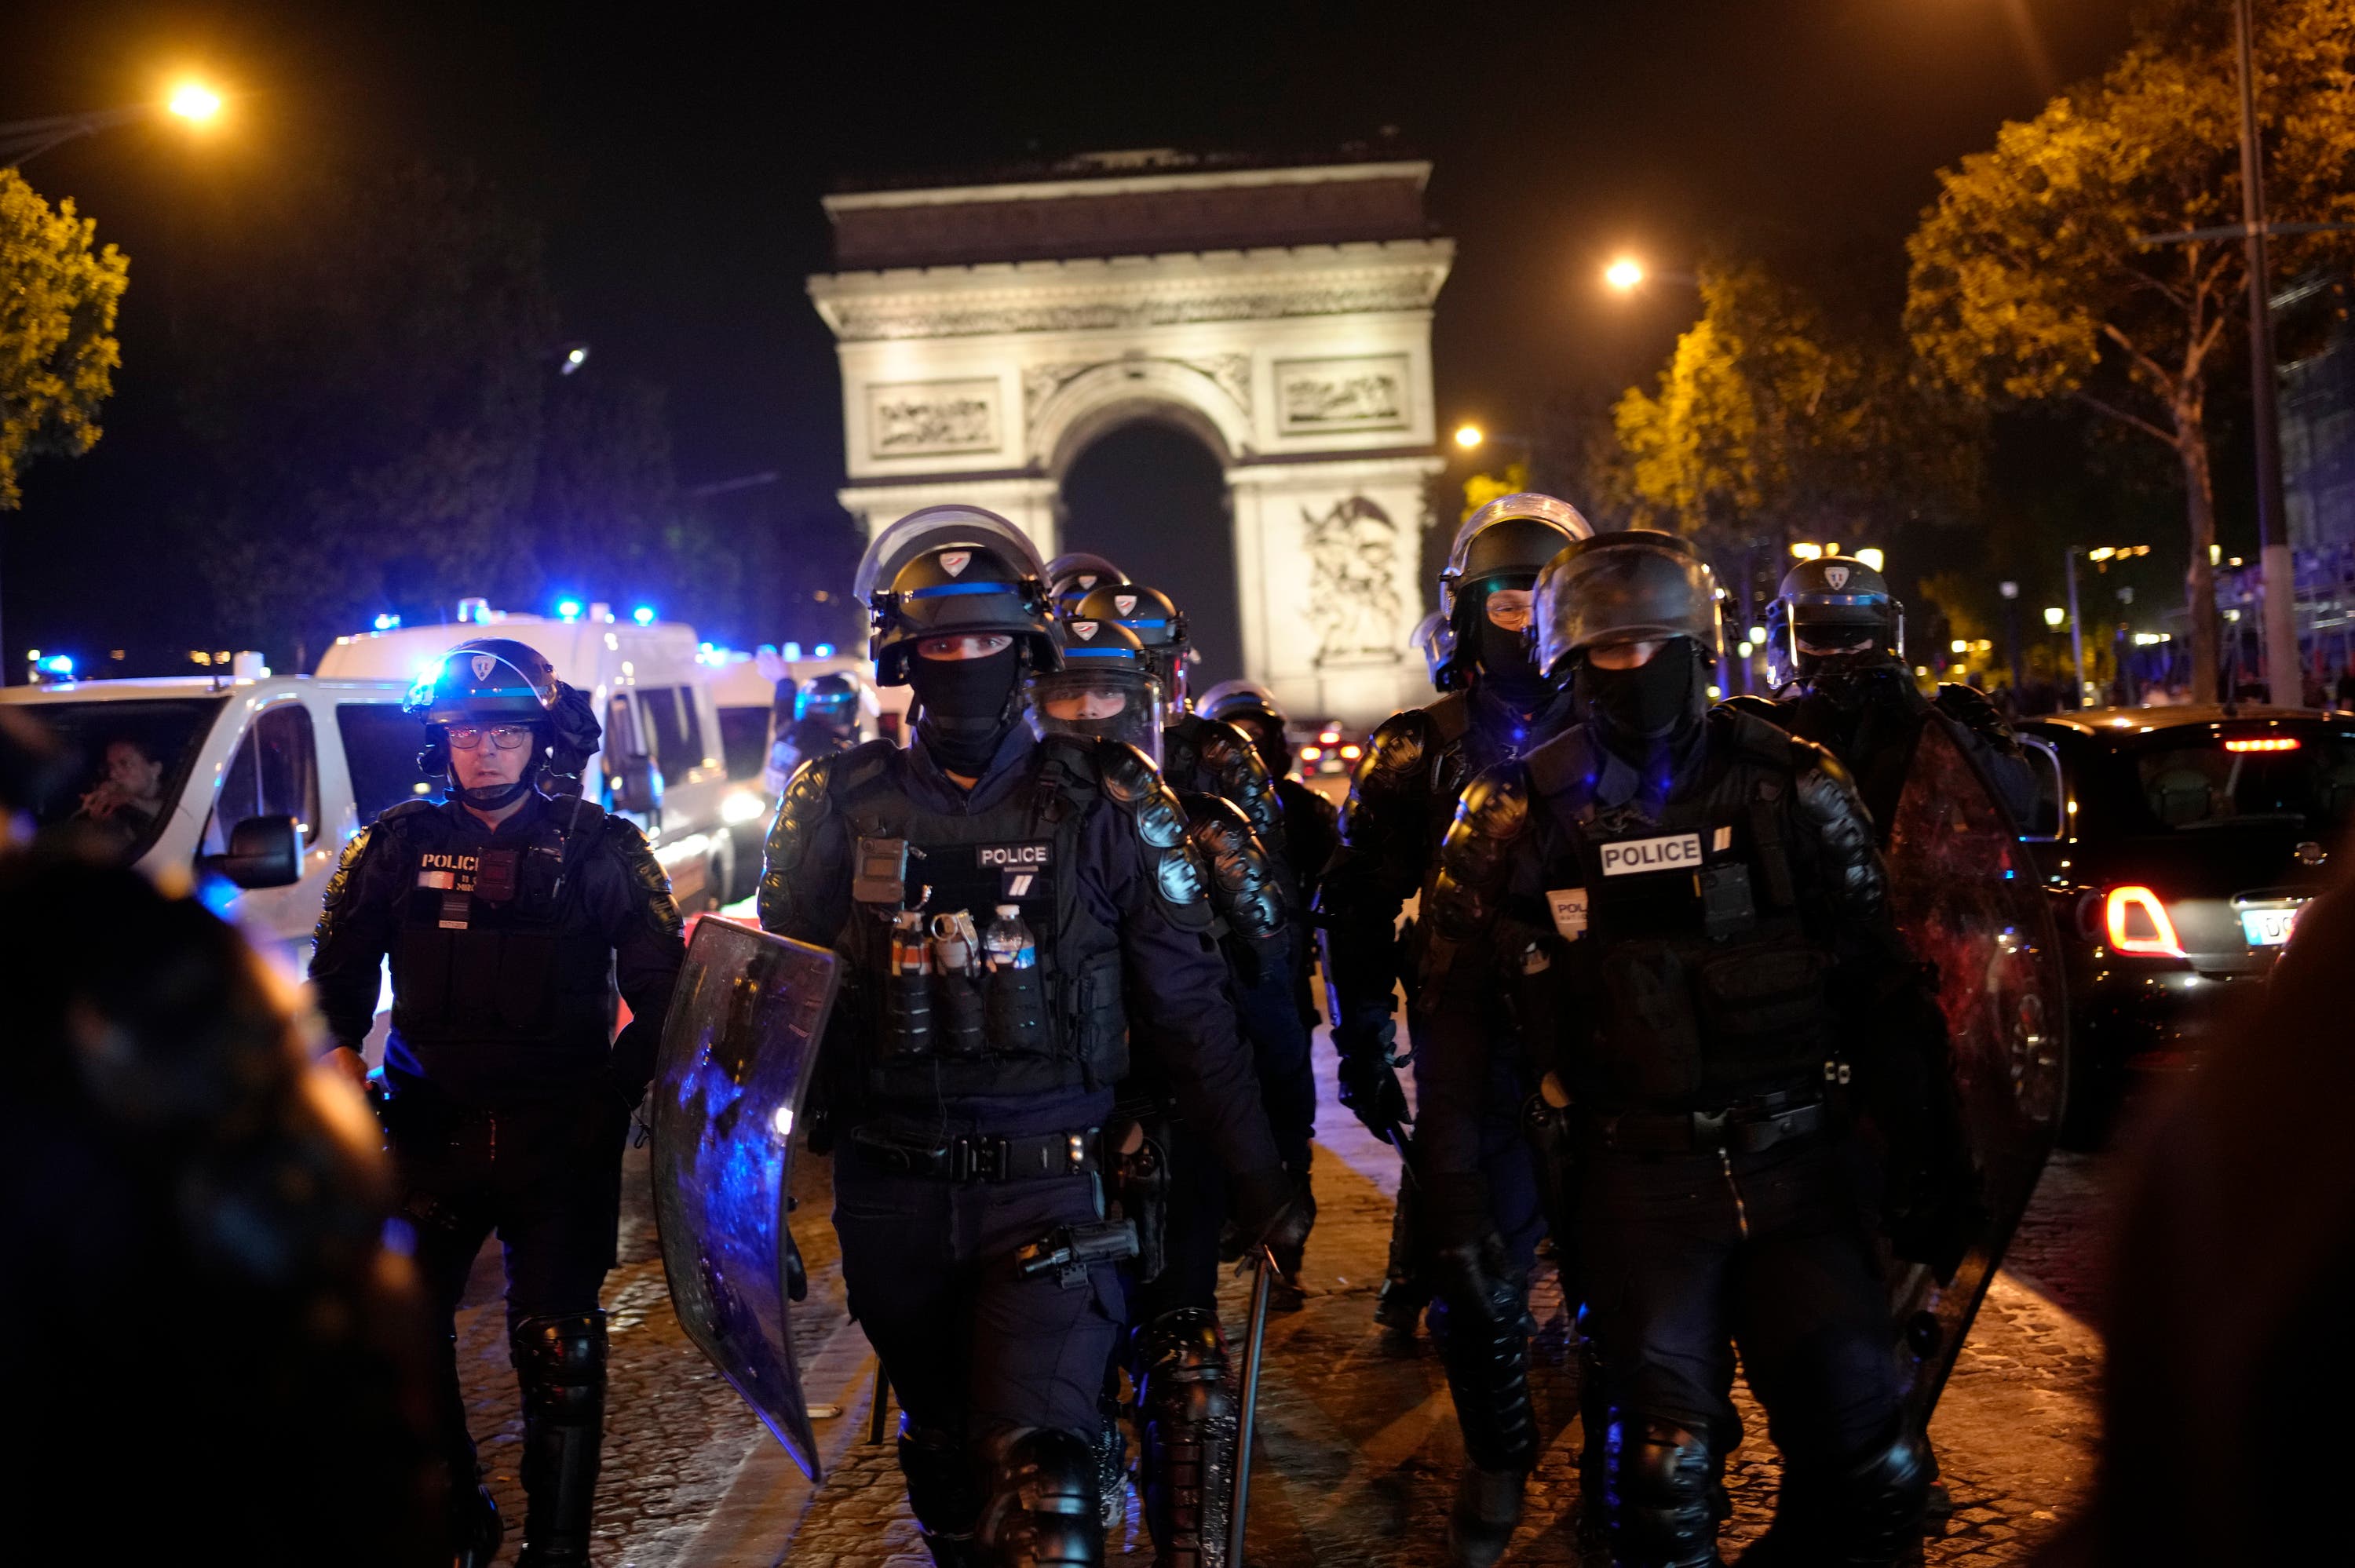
[1882,717,2068,1423]
[651,916,840,1481]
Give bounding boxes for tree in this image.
[1905,0,2355,702]
[1610,259,1984,643]
[0,168,129,509]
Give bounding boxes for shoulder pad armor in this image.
[1194,716,1285,849]
[765,753,844,877]
[1718,702,1799,769]
[378,797,438,826]
[602,811,685,938]
[1094,737,1163,806]
[314,824,377,943]
[1366,707,1440,781]
[1181,792,1287,943]
[1456,766,1532,840]
[1718,693,1785,726]
[1091,741,1211,927]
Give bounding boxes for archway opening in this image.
[1058,419,1243,691]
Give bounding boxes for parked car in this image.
[2018,704,2355,1143]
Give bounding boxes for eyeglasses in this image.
[445,724,536,751]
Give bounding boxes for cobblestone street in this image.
[455,1038,2115,1566]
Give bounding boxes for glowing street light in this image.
[167,82,225,123]
[1604,256,1646,292]
[2044,607,2068,629]
[1454,424,1484,450]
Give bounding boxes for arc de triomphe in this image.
[807,150,1452,724]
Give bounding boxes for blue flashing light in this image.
[633,606,656,626]
[757,643,778,655]
[372,613,401,631]
[38,655,73,676]
[812,643,834,658]
[557,599,583,622]
[781,641,802,661]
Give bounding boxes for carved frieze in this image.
[1302,496,1407,665]
[1019,352,1254,432]
[866,377,1000,459]
[830,275,1440,341]
[1274,355,1411,436]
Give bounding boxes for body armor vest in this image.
[827,738,1131,1105]
[383,797,615,1050]
[1520,724,1836,1113]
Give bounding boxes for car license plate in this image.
[2241,905,2302,947]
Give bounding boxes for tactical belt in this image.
[1590,1091,1826,1156]
[847,1125,1100,1183]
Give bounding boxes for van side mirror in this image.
[608,753,661,819]
[206,815,302,889]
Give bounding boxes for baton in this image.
[867,1362,891,1446]
[1226,1242,1277,1565]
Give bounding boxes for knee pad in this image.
[509,1311,607,1424]
[979,1428,1103,1568]
[900,1422,982,1540]
[1607,1415,1720,1568]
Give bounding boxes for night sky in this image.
[1,0,2150,668]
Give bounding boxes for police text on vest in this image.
[1599,833,1704,877]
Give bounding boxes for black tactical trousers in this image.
[1579,1133,1899,1466]
[834,1156,1126,1453]
[1128,1116,1228,1323]
[389,1085,628,1484]
[1235,937,1316,1172]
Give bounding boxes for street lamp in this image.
[1454,424,1484,450]
[1605,256,1645,292]
[0,78,229,164]
[2044,607,2066,629]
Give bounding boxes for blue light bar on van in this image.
[557,599,583,622]
[812,644,834,658]
[633,606,656,625]
[373,614,401,631]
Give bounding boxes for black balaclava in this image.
[907,646,1023,776]
[1475,613,1549,709]
[1575,640,1707,753]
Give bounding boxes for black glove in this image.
[1231,1165,1313,1280]
[786,1227,808,1302]
[1335,1020,1411,1140]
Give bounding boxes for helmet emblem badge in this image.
[1115,594,1137,615]
[470,654,497,681]
[940,550,972,577]
[1077,574,1097,589]
[1824,566,1849,589]
[1073,621,1098,640]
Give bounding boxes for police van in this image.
[0,657,428,961]
[315,603,739,911]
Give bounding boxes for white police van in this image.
[315,602,738,911]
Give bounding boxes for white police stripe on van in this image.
[1598,832,1704,877]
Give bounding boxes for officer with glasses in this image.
[309,636,685,1568]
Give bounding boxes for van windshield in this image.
[13,696,228,862]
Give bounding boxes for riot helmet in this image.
[1765,555,1904,692]
[863,507,1059,687]
[1044,551,1127,619]
[794,672,861,735]
[1026,619,1167,766]
[403,637,601,806]
[1074,582,1191,706]
[1434,492,1593,694]
[1198,677,1291,779]
[1532,531,1724,680]
[1412,611,1456,691]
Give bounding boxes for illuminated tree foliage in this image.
[0,168,128,509]
[1609,261,1982,629]
[1905,0,2355,702]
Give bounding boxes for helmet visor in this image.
[856,505,1048,606]
[1024,665,1165,766]
[1535,535,1723,678]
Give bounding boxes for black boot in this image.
[511,1311,608,1567]
[900,1421,985,1567]
[1374,1185,1429,1349]
[1447,1464,1526,1568]
[1134,1307,1236,1566]
[455,1481,503,1568]
[1571,1325,1611,1555]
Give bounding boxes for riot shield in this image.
[651,916,840,1482]
[1881,715,2068,1423]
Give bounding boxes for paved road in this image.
[454,1042,2113,1566]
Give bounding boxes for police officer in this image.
[1195,678,1342,936]
[1311,493,1590,1563]
[1045,549,1128,620]
[1078,582,1316,1253]
[1419,531,1969,1566]
[1741,554,2036,835]
[758,509,1304,1568]
[1028,618,1292,1564]
[310,639,686,1568]
[766,671,865,794]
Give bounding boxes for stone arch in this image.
[809,154,1455,723]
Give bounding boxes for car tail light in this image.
[2225,736,2300,752]
[2105,885,2185,957]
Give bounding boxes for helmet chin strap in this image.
[454,776,537,811]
